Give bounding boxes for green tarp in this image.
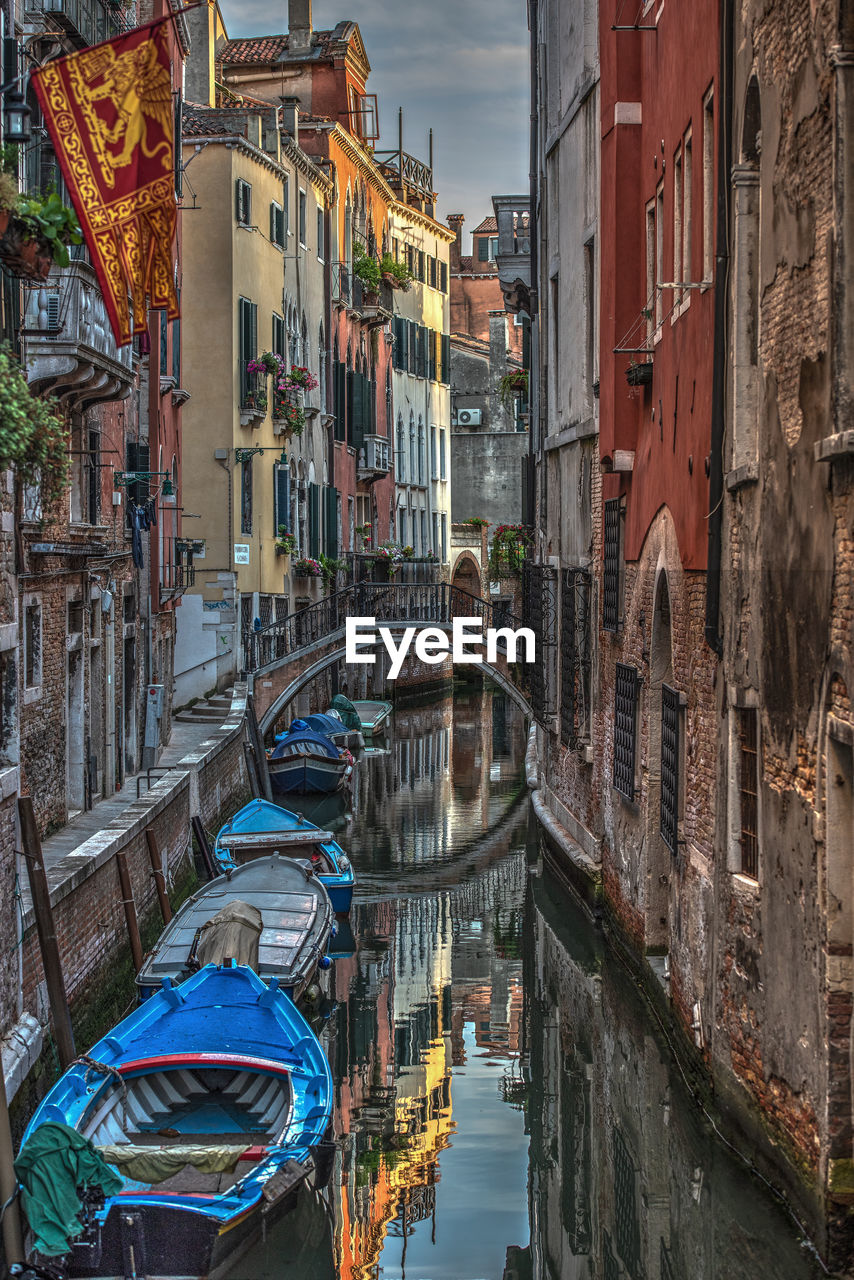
[330,694,360,731]
[97,1143,250,1184]
[15,1121,123,1257]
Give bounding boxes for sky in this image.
[216,0,530,251]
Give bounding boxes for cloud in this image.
[216,0,529,238]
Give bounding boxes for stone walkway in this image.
[40,717,223,875]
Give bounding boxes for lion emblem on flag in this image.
[86,39,172,186]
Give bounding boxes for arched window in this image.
[385,365,392,426]
[396,415,406,482]
[417,417,425,485]
[409,412,416,481]
[301,314,309,373]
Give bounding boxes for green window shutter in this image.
[172,289,180,384]
[309,483,320,558]
[250,302,257,359]
[345,369,354,445]
[160,309,168,375]
[441,333,451,385]
[477,237,489,261]
[275,464,290,534]
[324,485,339,557]
[235,180,242,222]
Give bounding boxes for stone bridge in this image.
[245,582,533,736]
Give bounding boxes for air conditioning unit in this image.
[454,409,482,426]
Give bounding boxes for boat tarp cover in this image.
[195,899,262,970]
[330,694,361,731]
[97,1143,250,1184]
[270,728,341,760]
[15,1120,123,1256]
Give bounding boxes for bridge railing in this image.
[243,581,525,675]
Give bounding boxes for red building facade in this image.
[598,1,719,1030]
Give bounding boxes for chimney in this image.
[289,0,312,55]
[281,96,300,142]
[447,213,464,271]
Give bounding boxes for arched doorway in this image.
[452,552,482,600]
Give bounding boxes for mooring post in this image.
[0,1069,23,1265]
[145,828,172,924]
[116,849,143,974]
[191,815,217,880]
[18,797,76,1070]
[247,693,273,802]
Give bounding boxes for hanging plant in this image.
[275,527,298,556]
[489,523,531,577]
[15,191,82,268]
[352,246,381,292]
[280,365,319,392]
[499,369,528,408]
[247,352,283,378]
[379,252,412,291]
[0,345,69,508]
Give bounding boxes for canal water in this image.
[231,683,828,1280]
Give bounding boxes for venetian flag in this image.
[32,19,179,346]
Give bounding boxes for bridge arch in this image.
[256,631,533,736]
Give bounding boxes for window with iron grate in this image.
[661,683,681,853]
[738,707,759,878]
[561,568,592,748]
[603,497,623,631]
[613,663,639,800]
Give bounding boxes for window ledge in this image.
[815,430,854,462]
[725,462,759,492]
[159,376,176,396]
[731,871,760,894]
[171,387,191,408]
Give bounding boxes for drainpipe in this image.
[527,0,539,532]
[704,0,734,654]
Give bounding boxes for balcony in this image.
[375,148,435,214]
[357,434,391,481]
[359,279,394,327]
[23,258,134,407]
[491,195,531,315]
[161,538,201,599]
[29,0,133,47]
[239,362,267,427]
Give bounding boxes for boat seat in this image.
[124,1131,265,1146]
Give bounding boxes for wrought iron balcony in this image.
[491,195,531,315]
[23,258,134,407]
[357,433,391,480]
[30,0,133,47]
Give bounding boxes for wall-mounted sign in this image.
[234,544,250,565]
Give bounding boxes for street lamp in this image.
[2,91,31,144]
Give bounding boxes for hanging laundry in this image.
[130,505,145,569]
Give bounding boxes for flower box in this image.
[625,361,653,387]
[0,217,53,281]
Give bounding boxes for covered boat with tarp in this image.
[298,711,363,751]
[135,856,335,1004]
[267,723,353,795]
[16,964,333,1279]
[215,799,355,913]
[328,694,392,738]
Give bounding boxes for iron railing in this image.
[242,582,526,680]
[239,362,267,413]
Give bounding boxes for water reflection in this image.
[524,868,825,1280]
[228,685,822,1280]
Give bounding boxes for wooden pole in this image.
[0,1068,24,1265]
[18,797,75,1070]
[243,741,261,799]
[115,850,143,974]
[145,829,172,924]
[246,694,273,803]
[191,815,217,881]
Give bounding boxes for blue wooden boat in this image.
[298,712,363,751]
[267,725,353,795]
[19,964,333,1280]
[215,800,355,913]
[135,856,335,1004]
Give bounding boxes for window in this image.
[272,313,285,360]
[235,178,252,226]
[417,422,425,484]
[440,334,451,385]
[703,89,714,282]
[298,190,307,246]
[737,707,759,878]
[317,206,324,260]
[613,664,639,801]
[683,129,693,298]
[24,603,41,689]
[240,455,253,534]
[440,260,448,292]
[399,508,407,548]
[430,425,437,478]
[477,237,490,262]
[283,177,290,237]
[439,429,446,479]
[238,297,258,407]
[603,498,623,631]
[428,256,437,288]
[646,200,656,346]
[673,144,683,308]
[270,202,285,248]
[396,417,406,482]
[87,429,100,525]
[420,510,427,554]
[661,684,681,854]
[440,512,447,561]
[584,236,596,390]
[409,417,416,479]
[561,568,592,748]
[550,273,559,392]
[655,183,664,327]
[432,513,438,557]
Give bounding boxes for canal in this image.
[232,682,827,1279]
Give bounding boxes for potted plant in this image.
[464,516,490,529]
[319,553,347,592]
[379,253,412,291]
[489,523,531,577]
[2,191,83,278]
[0,344,70,508]
[353,246,381,295]
[626,359,653,387]
[275,527,298,556]
[293,556,323,578]
[401,544,415,560]
[499,369,529,408]
[271,397,305,435]
[248,352,283,378]
[354,521,372,549]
